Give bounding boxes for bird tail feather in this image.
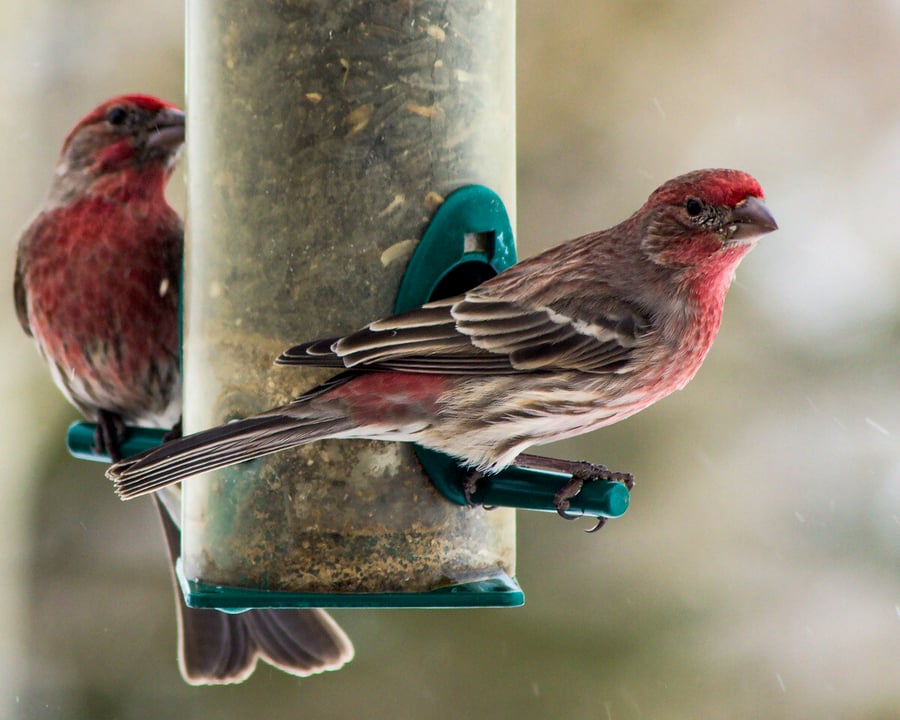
[153,492,353,684]
[108,411,352,500]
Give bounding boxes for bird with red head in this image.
[15,95,353,684]
[108,168,777,513]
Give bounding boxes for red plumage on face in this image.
[646,168,764,210]
[61,94,178,154]
[628,168,774,278]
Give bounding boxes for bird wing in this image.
[13,251,31,337]
[13,207,83,340]
[12,215,47,338]
[277,292,650,375]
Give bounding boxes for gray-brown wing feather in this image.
[277,292,650,375]
[13,216,46,338]
[13,254,30,337]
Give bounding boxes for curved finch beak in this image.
[146,107,185,154]
[727,195,778,243]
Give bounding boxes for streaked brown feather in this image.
[452,309,550,336]
[13,243,32,337]
[447,298,535,320]
[368,298,456,329]
[275,289,650,376]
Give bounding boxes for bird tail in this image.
[153,492,353,684]
[108,407,353,500]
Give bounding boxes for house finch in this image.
[109,168,777,513]
[14,95,353,684]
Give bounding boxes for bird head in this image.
[639,169,778,272]
[57,95,184,179]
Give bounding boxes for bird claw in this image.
[462,470,498,510]
[617,471,636,491]
[462,469,482,506]
[571,460,634,489]
[553,476,584,519]
[585,517,607,533]
[552,461,634,533]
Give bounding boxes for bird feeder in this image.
[183,0,521,607]
[68,0,630,610]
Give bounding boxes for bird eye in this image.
[685,198,703,218]
[106,107,129,126]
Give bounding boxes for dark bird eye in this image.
[106,107,128,126]
[685,198,703,217]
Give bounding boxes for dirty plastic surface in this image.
[181,0,517,600]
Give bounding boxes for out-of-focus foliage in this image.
[2,1,897,718]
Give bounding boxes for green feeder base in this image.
[177,561,524,611]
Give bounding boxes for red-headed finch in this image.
[14,95,353,684]
[108,168,777,508]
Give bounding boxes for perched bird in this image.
[14,95,353,684]
[109,168,777,509]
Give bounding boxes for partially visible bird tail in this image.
[153,492,353,684]
[108,408,353,500]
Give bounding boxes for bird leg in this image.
[162,418,183,443]
[462,468,483,505]
[460,468,495,510]
[512,453,634,531]
[94,409,127,463]
[460,468,499,510]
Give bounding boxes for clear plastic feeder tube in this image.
[183,0,516,595]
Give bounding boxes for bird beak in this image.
[146,107,185,154]
[727,196,778,242]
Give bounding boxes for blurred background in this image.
[2,1,897,718]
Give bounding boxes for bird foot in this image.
[94,409,127,463]
[162,418,183,443]
[462,469,482,505]
[548,460,635,533]
[461,469,496,510]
